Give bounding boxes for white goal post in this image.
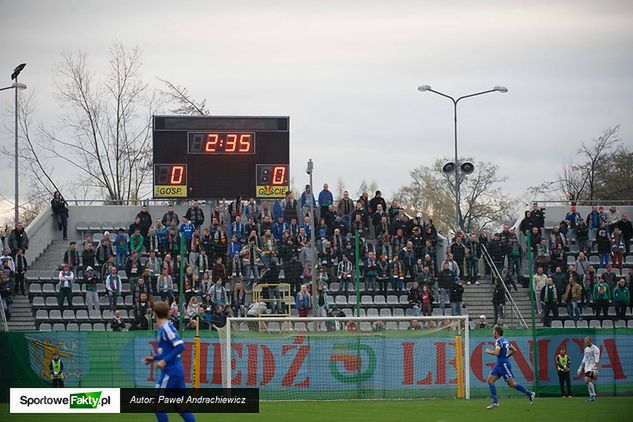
[221,315,470,400]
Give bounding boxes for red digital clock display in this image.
[188,132,255,154]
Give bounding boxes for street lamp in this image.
[1,63,27,226]
[306,159,318,319]
[417,84,507,232]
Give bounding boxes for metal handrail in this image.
[479,244,529,329]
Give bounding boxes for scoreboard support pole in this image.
[178,235,185,331]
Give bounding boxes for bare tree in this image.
[158,79,209,116]
[36,42,155,203]
[335,178,346,199]
[394,158,513,233]
[531,126,631,201]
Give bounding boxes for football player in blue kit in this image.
[484,325,536,409]
[143,301,196,422]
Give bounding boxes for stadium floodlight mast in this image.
[417,84,507,232]
[0,63,27,226]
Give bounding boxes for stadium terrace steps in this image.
[7,295,36,331]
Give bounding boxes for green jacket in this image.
[593,282,611,301]
[129,234,144,253]
[614,285,630,304]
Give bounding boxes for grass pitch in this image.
[3,397,633,422]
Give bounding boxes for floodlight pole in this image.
[306,159,318,318]
[417,86,507,232]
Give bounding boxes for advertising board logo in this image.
[329,343,376,383]
[256,185,288,198]
[154,185,187,198]
[69,391,103,409]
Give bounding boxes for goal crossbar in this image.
[224,315,470,399]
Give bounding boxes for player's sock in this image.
[156,412,169,422]
[488,383,497,403]
[587,382,595,397]
[515,383,531,397]
[179,412,196,422]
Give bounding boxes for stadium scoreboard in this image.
[153,116,289,199]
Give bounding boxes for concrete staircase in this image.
[6,240,72,331]
[461,275,538,328]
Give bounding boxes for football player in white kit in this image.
[577,336,600,401]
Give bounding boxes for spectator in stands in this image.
[563,276,581,322]
[130,297,153,331]
[550,244,566,274]
[318,183,333,218]
[530,202,545,230]
[114,228,129,270]
[576,219,591,255]
[315,283,330,318]
[337,254,353,293]
[133,267,153,303]
[105,265,122,311]
[299,185,316,219]
[110,309,125,331]
[228,196,243,223]
[595,229,611,269]
[391,254,405,294]
[449,279,464,316]
[337,191,354,232]
[136,205,152,242]
[581,265,597,309]
[185,200,205,229]
[295,284,311,317]
[420,284,434,318]
[231,282,247,317]
[161,203,179,227]
[492,280,505,325]
[157,267,174,303]
[208,278,228,309]
[575,252,589,279]
[593,278,611,319]
[14,249,27,295]
[616,213,632,255]
[408,280,422,316]
[51,191,69,241]
[533,266,548,315]
[244,197,261,223]
[0,270,13,321]
[82,241,95,271]
[507,229,522,283]
[614,278,629,320]
[487,233,505,276]
[551,266,566,303]
[0,249,14,272]
[57,264,74,312]
[84,266,99,313]
[282,191,298,223]
[549,225,567,251]
[8,223,29,257]
[129,227,144,255]
[441,252,460,278]
[450,236,466,278]
[541,278,559,327]
[241,234,261,288]
[611,227,625,273]
[364,252,378,293]
[437,262,455,315]
[125,250,142,284]
[601,263,618,287]
[586,206,601,241]
[465,234,479,285]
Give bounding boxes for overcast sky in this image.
[1,0,632,208]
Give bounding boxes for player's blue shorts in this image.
[490,362,514,381]
[155,372,186,390]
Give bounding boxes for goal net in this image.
[219,316,470,400]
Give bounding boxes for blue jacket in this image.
[300,192,316,208]
[229,222,245,242]
[318,190,333,207]
[295,292,311,311]
[179,222,195,240]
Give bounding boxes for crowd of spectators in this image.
[519,203,633,326]
[4,187,633,332]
